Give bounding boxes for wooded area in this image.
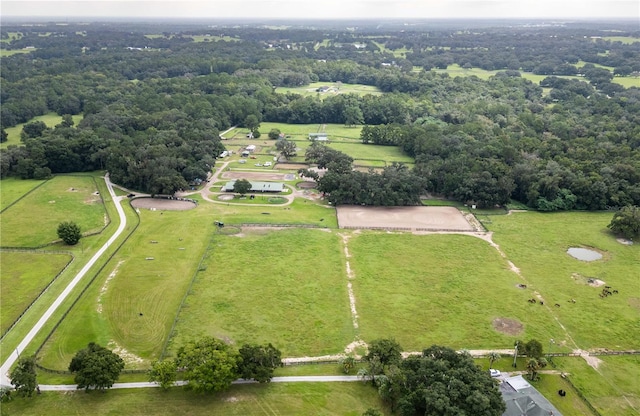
[1,20,638,207]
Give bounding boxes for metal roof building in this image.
[500,375,563,416]
[223,180,284,193]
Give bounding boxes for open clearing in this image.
[1,113,83,149]
[222,170,292,181]
[337,206,474,231]
[169,228,354,357]
[0,175,106,247]
[488,211,640,349]
[0,251,73,334]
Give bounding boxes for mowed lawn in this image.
[275,81,383,97]
[553,356,640,416]
[225,123,363,141]
[38,205,215,369]
[349,233,562,351]
[487,212,640,349]
[2,382,388,416]
[0,175,106,247]
[0,177,47,211]
[0,251,73,333]
[170,228,354,356]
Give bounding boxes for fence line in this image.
[34,200,141,366]
[0,251,75,341]
[563,375,603,416]
[0,178,51,214]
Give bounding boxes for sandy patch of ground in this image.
[131,197,196,211]
[337,206,475,231]
[218,194,234,200]
[97,260,124,313]
[571,273,606,287]
[574,349,603,370]
[108,341,145,366]
[628,298,640,310]
[275,163,308,170]
[617,238,634,245]
[222,171,289,181]
[492,318,524,336]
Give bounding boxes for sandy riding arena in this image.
[131,197,196,211]
[222,171,290,181]
[337,206,474,231]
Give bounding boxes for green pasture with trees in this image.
[37,205,215,369]
[0,175,106,247]
[0,251,72,334]
[2,382,389,415]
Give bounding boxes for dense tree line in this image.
[1,21,638,205]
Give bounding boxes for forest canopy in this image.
[1,20,638,206]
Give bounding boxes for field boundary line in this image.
[33,199,140,366]
[0,250,74,341]
[160,234,217,359]
[0,178,51,214]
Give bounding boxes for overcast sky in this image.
[2,0,639,19]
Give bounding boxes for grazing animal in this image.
[555,303,561,307]
[540,301,544,305]
[568,299,576,303]
[613,290,619,294]
[605,286,611,289]
[528,298,536,303]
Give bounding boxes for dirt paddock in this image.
[131,197,196,211]
[337,206,474,231]
[222,171,290,181]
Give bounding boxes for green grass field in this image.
[553,356,640,416]
[487,211,640,349]
[169,228,355,356]
[0,48,35,57]
[328,142,414,166]
[1,113,84,149]
[1,382,388,416]
[0,251,73,334]
[0,177,47,211]
[431,63,638,89]
[350,233,562,350]
[0,175,106,247]
[601,36,640,44]
[275,82,382,98]
[37,204,216,369]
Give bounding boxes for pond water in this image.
[567,247,602,261]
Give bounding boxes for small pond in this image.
[567,247,602,261]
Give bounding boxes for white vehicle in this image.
[255,163,262,167]
[489,369,501,377]
[264,161,272,167]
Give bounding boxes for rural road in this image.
[39,376,362,391]
[0,174,128,387]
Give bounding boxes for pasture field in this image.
[275,82,383,97]
[553,356,640,416]
[224,122,363,142]
[37,204,216,369]
[0,177,47,211]
[169,228,354,356]
[349,233,562,350]
[1,382,388,416]
[212,197,338,228]
[0,175,106,247]
[328,142,414,166]
[1,113,84,149]
[601,36,640,44]
[531,373,598,416]
[0,251,73,334]
[0,49,35,57]
[487,212,640,349]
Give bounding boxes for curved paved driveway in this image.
[0,174,128,387]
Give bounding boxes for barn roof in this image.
[223,180,284,193]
